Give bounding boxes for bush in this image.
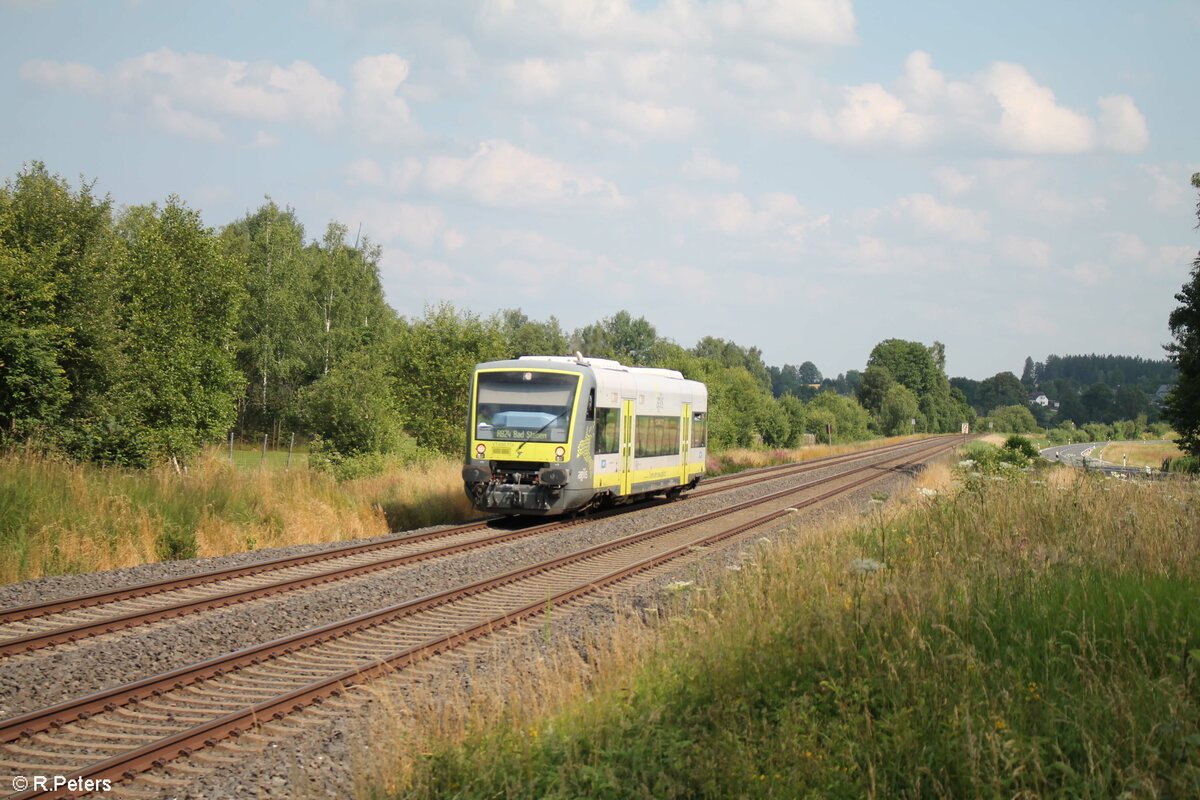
[1167,455,1199,474]
[1004,435,1039,460]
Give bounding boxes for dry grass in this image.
[0,450,482,585]
[977,433,1009,446]
[1098,440,1184,468]
[709,434,931,474]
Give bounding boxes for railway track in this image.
[0,435,963,798]
[0,438,937,658]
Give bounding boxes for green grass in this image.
[384,467,1200,799]
[227,444,309,471]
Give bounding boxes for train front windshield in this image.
[475,371,578,444]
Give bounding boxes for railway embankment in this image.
[378,453,1200,799]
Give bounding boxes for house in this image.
[1154,384,1173,405]
[1029,393,1049,407]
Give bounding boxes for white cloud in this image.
[799,51,1147,155]
[804,83,935,147]
[933,167,975,196]
[1000,235,1052,268]
[681,149,740,182]
[477,0,855,50]
[351,54,420,143]
[395,140,625,208]
[1068,261,1111,286]
[654,188,812,240]
[342,201,451,250]
[345,158,385,186]
[1105,232,1150,263]
[252,131,278,148]
[1097,95,1149,153]
[891,193,989,242]
[506,58,564,102]
[149,95,224,141]
[983,62,1095,154]
[586,96,698,140]
[1141,164,1195,213]
[976,159,1106,219]
[19,59,103,93]
[21,49,344,140]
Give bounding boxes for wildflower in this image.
[849,557,884,576]
[917,487,938,498]
[994,718,1007,731]
[665,580,694,593]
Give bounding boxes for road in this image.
[1039,441,1163,477]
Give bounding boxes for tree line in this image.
[0,164,994,475]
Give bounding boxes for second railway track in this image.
[0,437,940,658]
[0,435,964,799]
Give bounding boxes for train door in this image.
[680,402,691,485]
[620,399,635,495]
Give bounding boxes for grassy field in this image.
[228,444,309,471]
[1098,440,1184,468]
[0,450,476,584]
[373,461,1200,799]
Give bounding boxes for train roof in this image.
[515,355,686,381]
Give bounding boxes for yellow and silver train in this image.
[462,355,708,515]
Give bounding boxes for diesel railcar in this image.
[461,355,708,515]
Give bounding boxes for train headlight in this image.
[554,446,565,461]
[476,443,486,457]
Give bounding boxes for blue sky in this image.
[2,0,1197,379]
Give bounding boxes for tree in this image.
[298,344,406,461]
[866,339,959,432]
[1080,382,1115,423]
[976,371,1027,414]
[1021,356,1037,390]
[879,383,920,436]
[856,364,895,415]
[778,394,807,446]
[101,199,247,463]
[1058,388,1086,426]
[1114,385,1150,420]
[498,309,568,357]
[0,163,123,439]
[797,361,822,384]
[808,391,871,442]
[391,304,508,453]
[984,405,1038,434]
[1163,172,1200,455]
[572,310,658,365]
[221,201,316,439]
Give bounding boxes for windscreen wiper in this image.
[516,410,568,454]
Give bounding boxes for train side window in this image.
[595,407,620,454]
[635,415,681,457]
[691,412,707,448]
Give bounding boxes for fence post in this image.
[287,432,295,470]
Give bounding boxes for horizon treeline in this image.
[0,163,1155,474]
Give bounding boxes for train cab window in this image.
[690,412,707,448]
[594,407,620,454]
